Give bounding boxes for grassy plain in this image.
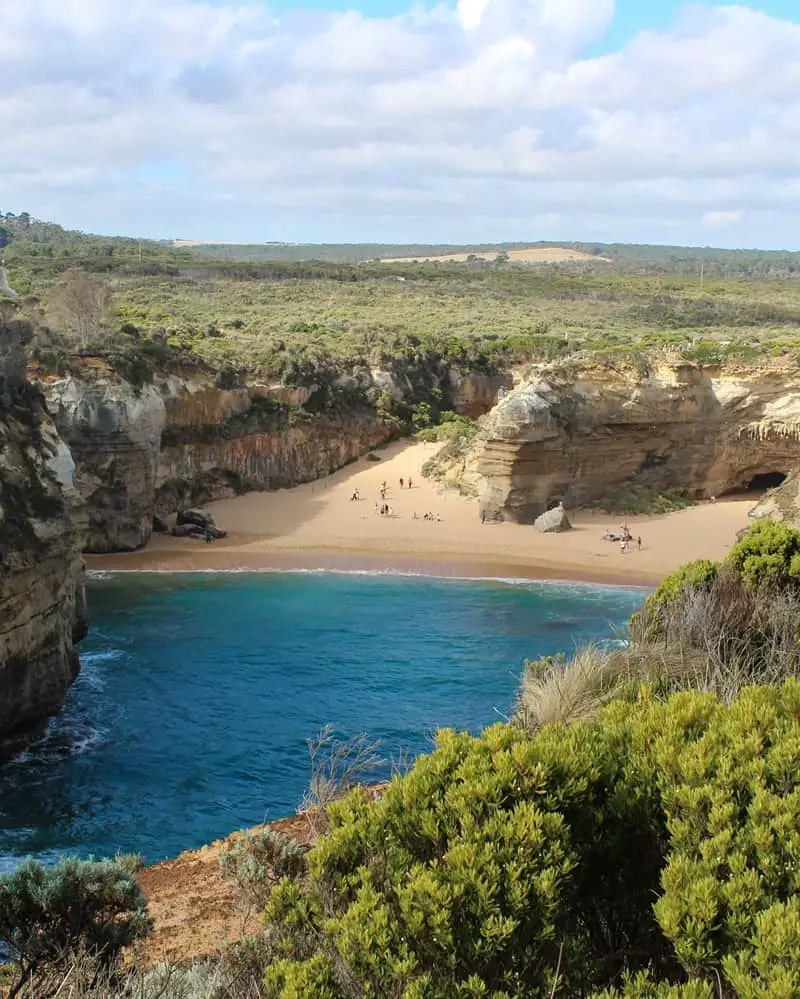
[5,214,800,379]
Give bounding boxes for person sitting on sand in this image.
[620,539,628,553]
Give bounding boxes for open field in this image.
[5,213,800,380]
[379,247,610,264]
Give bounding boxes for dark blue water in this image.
[0,571,644,868]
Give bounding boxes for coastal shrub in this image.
[0,855,150,997]
[262,719,676,998]
[260,682,800,997]
[725,517,800,590]
[590,485,693,517]
[220,828,308,912]
[630,524,800,697]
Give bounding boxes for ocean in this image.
[0,570,645,869]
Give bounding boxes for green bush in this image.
[262,720,675,998]
[590,485,693,516]
[260,682,800,998]
[219,828,307,912]
[0,855,151,996]
[726,518,800,590]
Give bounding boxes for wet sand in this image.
[90,440,755,586]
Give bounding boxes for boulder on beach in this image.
[534,503,572,533]
[176,508,216,530]
[171,519,227,540]
[152,514,170,534]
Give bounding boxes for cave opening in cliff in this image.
[745,471,787,492]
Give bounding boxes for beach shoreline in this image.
[89,440,756,587]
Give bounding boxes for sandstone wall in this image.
[35,358,509,552]
[0,363,87,761]
[459,359,800,522]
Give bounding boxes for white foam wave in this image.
[87,566,649,593]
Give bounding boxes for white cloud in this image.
[703,211,744,227]
[0,0,799,245]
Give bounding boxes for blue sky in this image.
[3,0,800,247]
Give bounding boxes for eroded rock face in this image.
[155,375,393,516]
[459,359,800,522]
[34,357,511,552]
[749,472,800,526]
[38,360,165,553]
[0,355,87,761]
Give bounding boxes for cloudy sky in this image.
[2,0,799,247]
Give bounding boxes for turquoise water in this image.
[0,571,645,868]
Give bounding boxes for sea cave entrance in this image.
[744,471,787,492]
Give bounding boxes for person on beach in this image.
[205,529,214,544]
[620,539,628,553]
[637,536,642,550]
[400,477,404,488]
[480,509,486,524]
[408,477,413,489]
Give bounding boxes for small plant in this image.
[365,452,381,462]
[300,725,385,834]
[0,855,150,998]
[220,829,307,913]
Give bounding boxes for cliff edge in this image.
[453,357,800,521]
[0,320,87,761]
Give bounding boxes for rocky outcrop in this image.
[456,358,800,522]
[1,324,87,761]
[155,376,393,518]
[749,472,800,526]
[39,359,165,552]
[33,357,510,553]
[534,504,572,533]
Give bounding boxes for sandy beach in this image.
[89,440,756,585]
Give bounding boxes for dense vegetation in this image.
[4,211,800,392]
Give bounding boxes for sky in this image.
[2,0,800,248]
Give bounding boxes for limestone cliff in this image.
[34,356,509,553]
[749,472,800,527]
[0,324,87,761]
[454,358,800,522]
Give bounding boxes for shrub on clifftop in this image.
[0,855,150,997]
[261,682,800,998]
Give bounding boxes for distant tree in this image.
[494,250,510,265]
[47,268,113,347]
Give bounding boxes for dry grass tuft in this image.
[516,643,705,734]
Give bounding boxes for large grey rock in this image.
[534,504,572,533]
[176,508,215,530]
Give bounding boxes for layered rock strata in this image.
[1,326,87,760]
[458,359,800,522]
[35,358,510,553]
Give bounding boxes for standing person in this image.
[408,477,413,489]
[637,536,642,550]
[400,477,404,489]
[480,509,486,524]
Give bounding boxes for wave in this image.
[87,566,650,593]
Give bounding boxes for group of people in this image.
[618,525,642,553]
[413,511,441,522]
